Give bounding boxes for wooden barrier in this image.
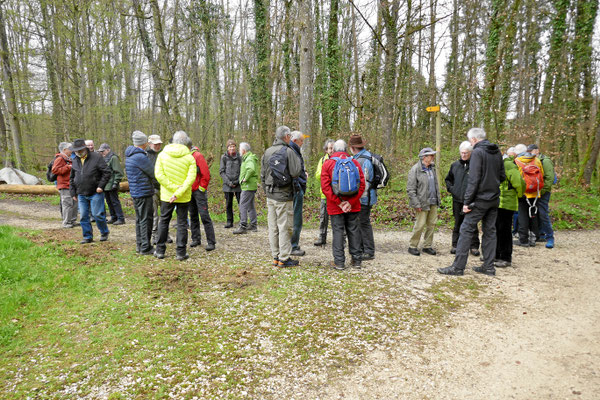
[0,181,130,195]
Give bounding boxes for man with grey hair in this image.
[445,140,481,255]
[321,139,365,270]
[261,126,303,267]
[234,142,259,234]
[85,139,95,152]
[439,128,505,276]
[289,130,309,256]
[153,131,197,261]
[52,142,78,228]
[314,139,335,246]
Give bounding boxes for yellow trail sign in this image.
[426,105,440,112]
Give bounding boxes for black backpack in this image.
[359,152,390,189]
[46,156,59,182]
[269,145,292,187]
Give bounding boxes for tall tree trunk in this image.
[299,0,314,157]
[324,0,341,135]
[381,0,399,151]
[0,4,23,169]
[253,0,273,149]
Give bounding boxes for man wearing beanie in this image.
[70,138,111,244]
[220,139,242,228]
[125,131,157,255]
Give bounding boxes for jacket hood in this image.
[243,151,258,162]
[516,153,536,163]
[271,138,288,147]
[125,145,147,157]
[475,139,501,155]
[163,143,191,158]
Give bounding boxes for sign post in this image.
[426,105,442,196]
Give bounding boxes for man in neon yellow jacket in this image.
[313,139,334,246]
[154,130,197,261]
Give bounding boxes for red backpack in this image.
[514,157,544,199]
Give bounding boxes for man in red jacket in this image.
[321,139,365,270]
[188,143,216,251]
[52,142,78,228]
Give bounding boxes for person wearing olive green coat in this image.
[234,143,259,234]
[314,139,335,246]
[154,131,197,260]
[494,154,525,267]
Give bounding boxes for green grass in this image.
[0,226,483,398]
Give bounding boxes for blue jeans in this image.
[537,192,554,240]
[78,193,109,239]
[291,189,304,250]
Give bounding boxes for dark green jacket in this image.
[240,151,259,191]
[539,154,555,195]
[499,157,525,211]
[104,152,124,191]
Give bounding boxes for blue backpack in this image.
[331,156,360,196]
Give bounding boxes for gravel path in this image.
[1,197,599,399]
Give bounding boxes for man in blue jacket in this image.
[125,131,157,255]
[350,134,377,261]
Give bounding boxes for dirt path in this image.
[1,198,599,399]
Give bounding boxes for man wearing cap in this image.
[52,142,78,228]
[350,133,377,260]
[439,128,505,276]
[220,139,242,228]
[98,143,125,225]
[146,134,167,244]
[125,131,157,255]
[154,131,197,261]
[407,147,440,256]
[289,131,308,256]
[70,138,111,244]
[528,144,555,249]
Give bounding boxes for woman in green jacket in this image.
[495,150,525,267]
[234,142,259,234]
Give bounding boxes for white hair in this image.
[459,141,473,153]
[467,128,486,141]
[85,139,94,145]
[506,147,516,156]
[239,142,251,152]
[333,139,347,153]
[290,131,304,141]
[514,144,527,155]
[172,130,189,145]
[58,142,71,152]
[275,126,291,140]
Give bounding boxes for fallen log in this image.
[0,181,130,195]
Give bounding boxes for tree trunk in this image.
[298,0,314,157]
[253,0,273,149]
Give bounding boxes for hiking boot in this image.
[80,238,93,244]
[314,238,326,246]
[437,266,464,276]
[153,252,165,259]
[248,225,258,232]
[450,247,457,254]
[278,258,299,268]
[361,253,375,261]
[494,260,511,268]
[107,219,116,225]
[472,266,495,276]
[140,247,155,256]
[330,261,346,271]
[291,248,306,256]
[470,248,481,256]
[233,226,247,234]
[272,258,280,266]
[536,236,547,243]
[100,233,109,242]
[408,247,420,256]
[514,240,529,247]
[422,248,437,256]
[545,238,554,249]
[166,236,173,244]
[63,224,74,229]
[351,259,362,269]
[112,220,125,226]
[205,243,216,251]
[190,241,201,248]
[176,254,190,261]
[224,223,233,229]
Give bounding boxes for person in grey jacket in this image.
[407,147,441,256]
[220,139,242,228]
[261,126,303,267]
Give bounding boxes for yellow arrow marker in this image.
[426,105,440,112]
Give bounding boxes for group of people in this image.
[50,125,555,274]
[405,128,555,277]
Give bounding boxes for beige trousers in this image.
[409,205,438,248]
[267,197,294,260]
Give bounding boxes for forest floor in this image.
[1,197,599,399]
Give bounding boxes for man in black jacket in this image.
[445,141,480,255]
[70,138,111,244]
[439,128,505,276]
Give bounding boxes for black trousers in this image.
[331,212,361,266]
[495,208,514,262]
[224,191,241,225]
[189,190,216,246]
[156,201,189,256]
[133,196,153,253]
[451,200,480,249]
[105,189,125,221]
[358,205,375,256]
[517,197,539,244]
[451,200,498,271]
[317,199,329,242]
